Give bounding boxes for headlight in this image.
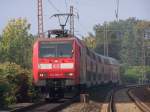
[68,73,73,76]
[39,73,47,78]
[39,73,44,77]
[64,73,73,76]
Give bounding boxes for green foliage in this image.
[121,66,150,84]
[0,77,9,108]
[0,18,34,68]
[93,21,123,59]
[0,18,37,107]
[125,67,142,82]
[0,18,36,108]
[82,33,96,49]
[83,18,150,64]
[0,62,32,106]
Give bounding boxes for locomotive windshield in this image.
[39,41,73,58]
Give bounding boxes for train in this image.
[32,29,120,99]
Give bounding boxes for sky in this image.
[0,0,150,37]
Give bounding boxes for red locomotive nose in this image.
[38,58,74,79]
[52,63,60,69]
[54,60,58,62]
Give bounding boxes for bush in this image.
[0,62,33,106]
[0,77,9,108]
[121,66,150,84]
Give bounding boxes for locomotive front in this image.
[33,38,75,86]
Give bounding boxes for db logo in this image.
[52,64,60,68]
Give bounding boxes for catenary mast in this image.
[37,0,44,38]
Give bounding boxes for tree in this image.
[0,35,3,61]
[120,19,150,66]
[0,18,34,68]
[0,35,2,41]
[93,21,123,59]
[82,32,96,49]
[93,18,150,65]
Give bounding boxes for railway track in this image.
[61,85,116,112]
[9,85,150,112]
[10,96,78,112]
[127,88,150,112]
[108,89,115,112]
[9,85,113,112]
[108,85,150,112]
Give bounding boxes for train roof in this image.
[35,37,76,42]
[94,52,119,65]
[35,37,87,48]
[94,53,110,64]
[108,57,119,65]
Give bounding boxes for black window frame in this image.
[39,41,73,58]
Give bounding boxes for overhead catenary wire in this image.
[47,0,60,12]
[47,0,83,36]
[64,0,68,12]
[115,0,119,21]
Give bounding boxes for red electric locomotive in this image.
[32,29,120,99]
[33,30,87,98]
